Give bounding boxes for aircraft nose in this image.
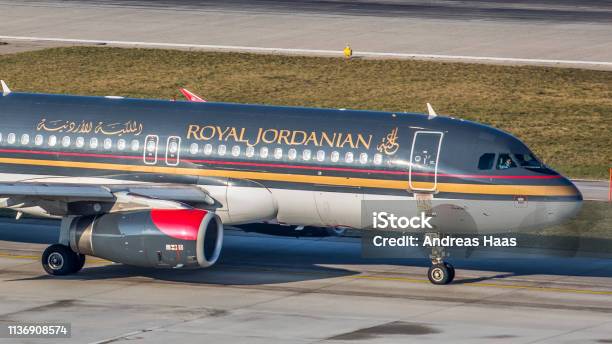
[546,177,583,225]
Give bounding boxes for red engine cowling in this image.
[69,209,223,268]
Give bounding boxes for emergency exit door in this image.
[165,136,181,166]
[409,131,443,192]
[143,135,181,166]
[143,135,159,165]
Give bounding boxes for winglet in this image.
[426,103,437,119]
[1,80,11,96]
[180,88,206,102]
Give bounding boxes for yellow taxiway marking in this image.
[2,252,608,295]
[351,275,612,296]
[0,252,109,264]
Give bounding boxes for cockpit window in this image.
[478,153,496,170]
[496,153,517,170]
[513,153,542,168]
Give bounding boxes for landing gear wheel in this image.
[71,254,86,273]
[444,262,455,283]
[428,263,452,285]
[42,244,79,276]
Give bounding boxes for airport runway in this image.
[0,218,611,343]
[0,1,612,69]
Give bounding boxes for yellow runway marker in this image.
[0,252,39,260]
[0,252,109,264]
[351,275,612,296]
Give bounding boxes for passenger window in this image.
[146,140,156,152]
[48,135,57,146]
[76,137,84,148]
[61,136,70,147]
[359,152,368,164]
[131,139,140,151]
[273,148,282,159]
[246,146,255,158]
[232,145,241,157]
[34,134,43,146]
[496,153,517,170]
[316,150,325,162]
[7,133,15,144]
[373,154,383,165]
[117,139,126,151]
[90,137,98,149]
[189,143,198,155]
[288,148,297,160]
[478,153,496,170]
[103,138,112,150]
[218,144,227,156]
[259,146,268,158]
[331,151,339,162]
[204,143,213,155]
[302,149,311,161]
[345,152,354,163]
[168,141,178,154]
[20,134,29,145]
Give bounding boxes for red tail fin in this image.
[180,88,206,102]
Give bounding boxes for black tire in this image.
[41,244,77,276]
[444,262,455,283]
[71,254,86,273]
[428,263,451,285]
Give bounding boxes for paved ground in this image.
[0,218,611,343]
[0,1,611,69]
[574,180,610,202]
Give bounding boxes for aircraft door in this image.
[143,135,159,165]
[409,131,443,192]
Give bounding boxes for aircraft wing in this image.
[0,181,216,217]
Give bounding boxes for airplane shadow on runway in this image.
[1,217,611,285]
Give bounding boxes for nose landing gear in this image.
[426,233,455,285]
[428,261,455,285]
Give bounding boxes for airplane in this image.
[0,80,582,284]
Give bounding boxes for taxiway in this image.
[0,217,611,343]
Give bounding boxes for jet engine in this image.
[68,209,223,269]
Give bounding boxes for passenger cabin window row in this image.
[188,142,382,165]
[0,132,141,152]
[0,132,385,165]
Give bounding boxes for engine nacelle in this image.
[68,209,223,268]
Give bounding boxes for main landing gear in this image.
[426,233,455,285]
[41,244,86,276]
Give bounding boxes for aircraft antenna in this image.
[426,103,437,119]
[1,80,11,96]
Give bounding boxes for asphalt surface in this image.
[0,217,611,343]
[574,180,610,202]
[1,0,611,68]
[10,0,612,22]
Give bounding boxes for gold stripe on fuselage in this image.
[0,157,578,197]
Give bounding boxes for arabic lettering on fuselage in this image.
[377,127,399,155]
[37,119,143,136]
[187,124,373,150]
